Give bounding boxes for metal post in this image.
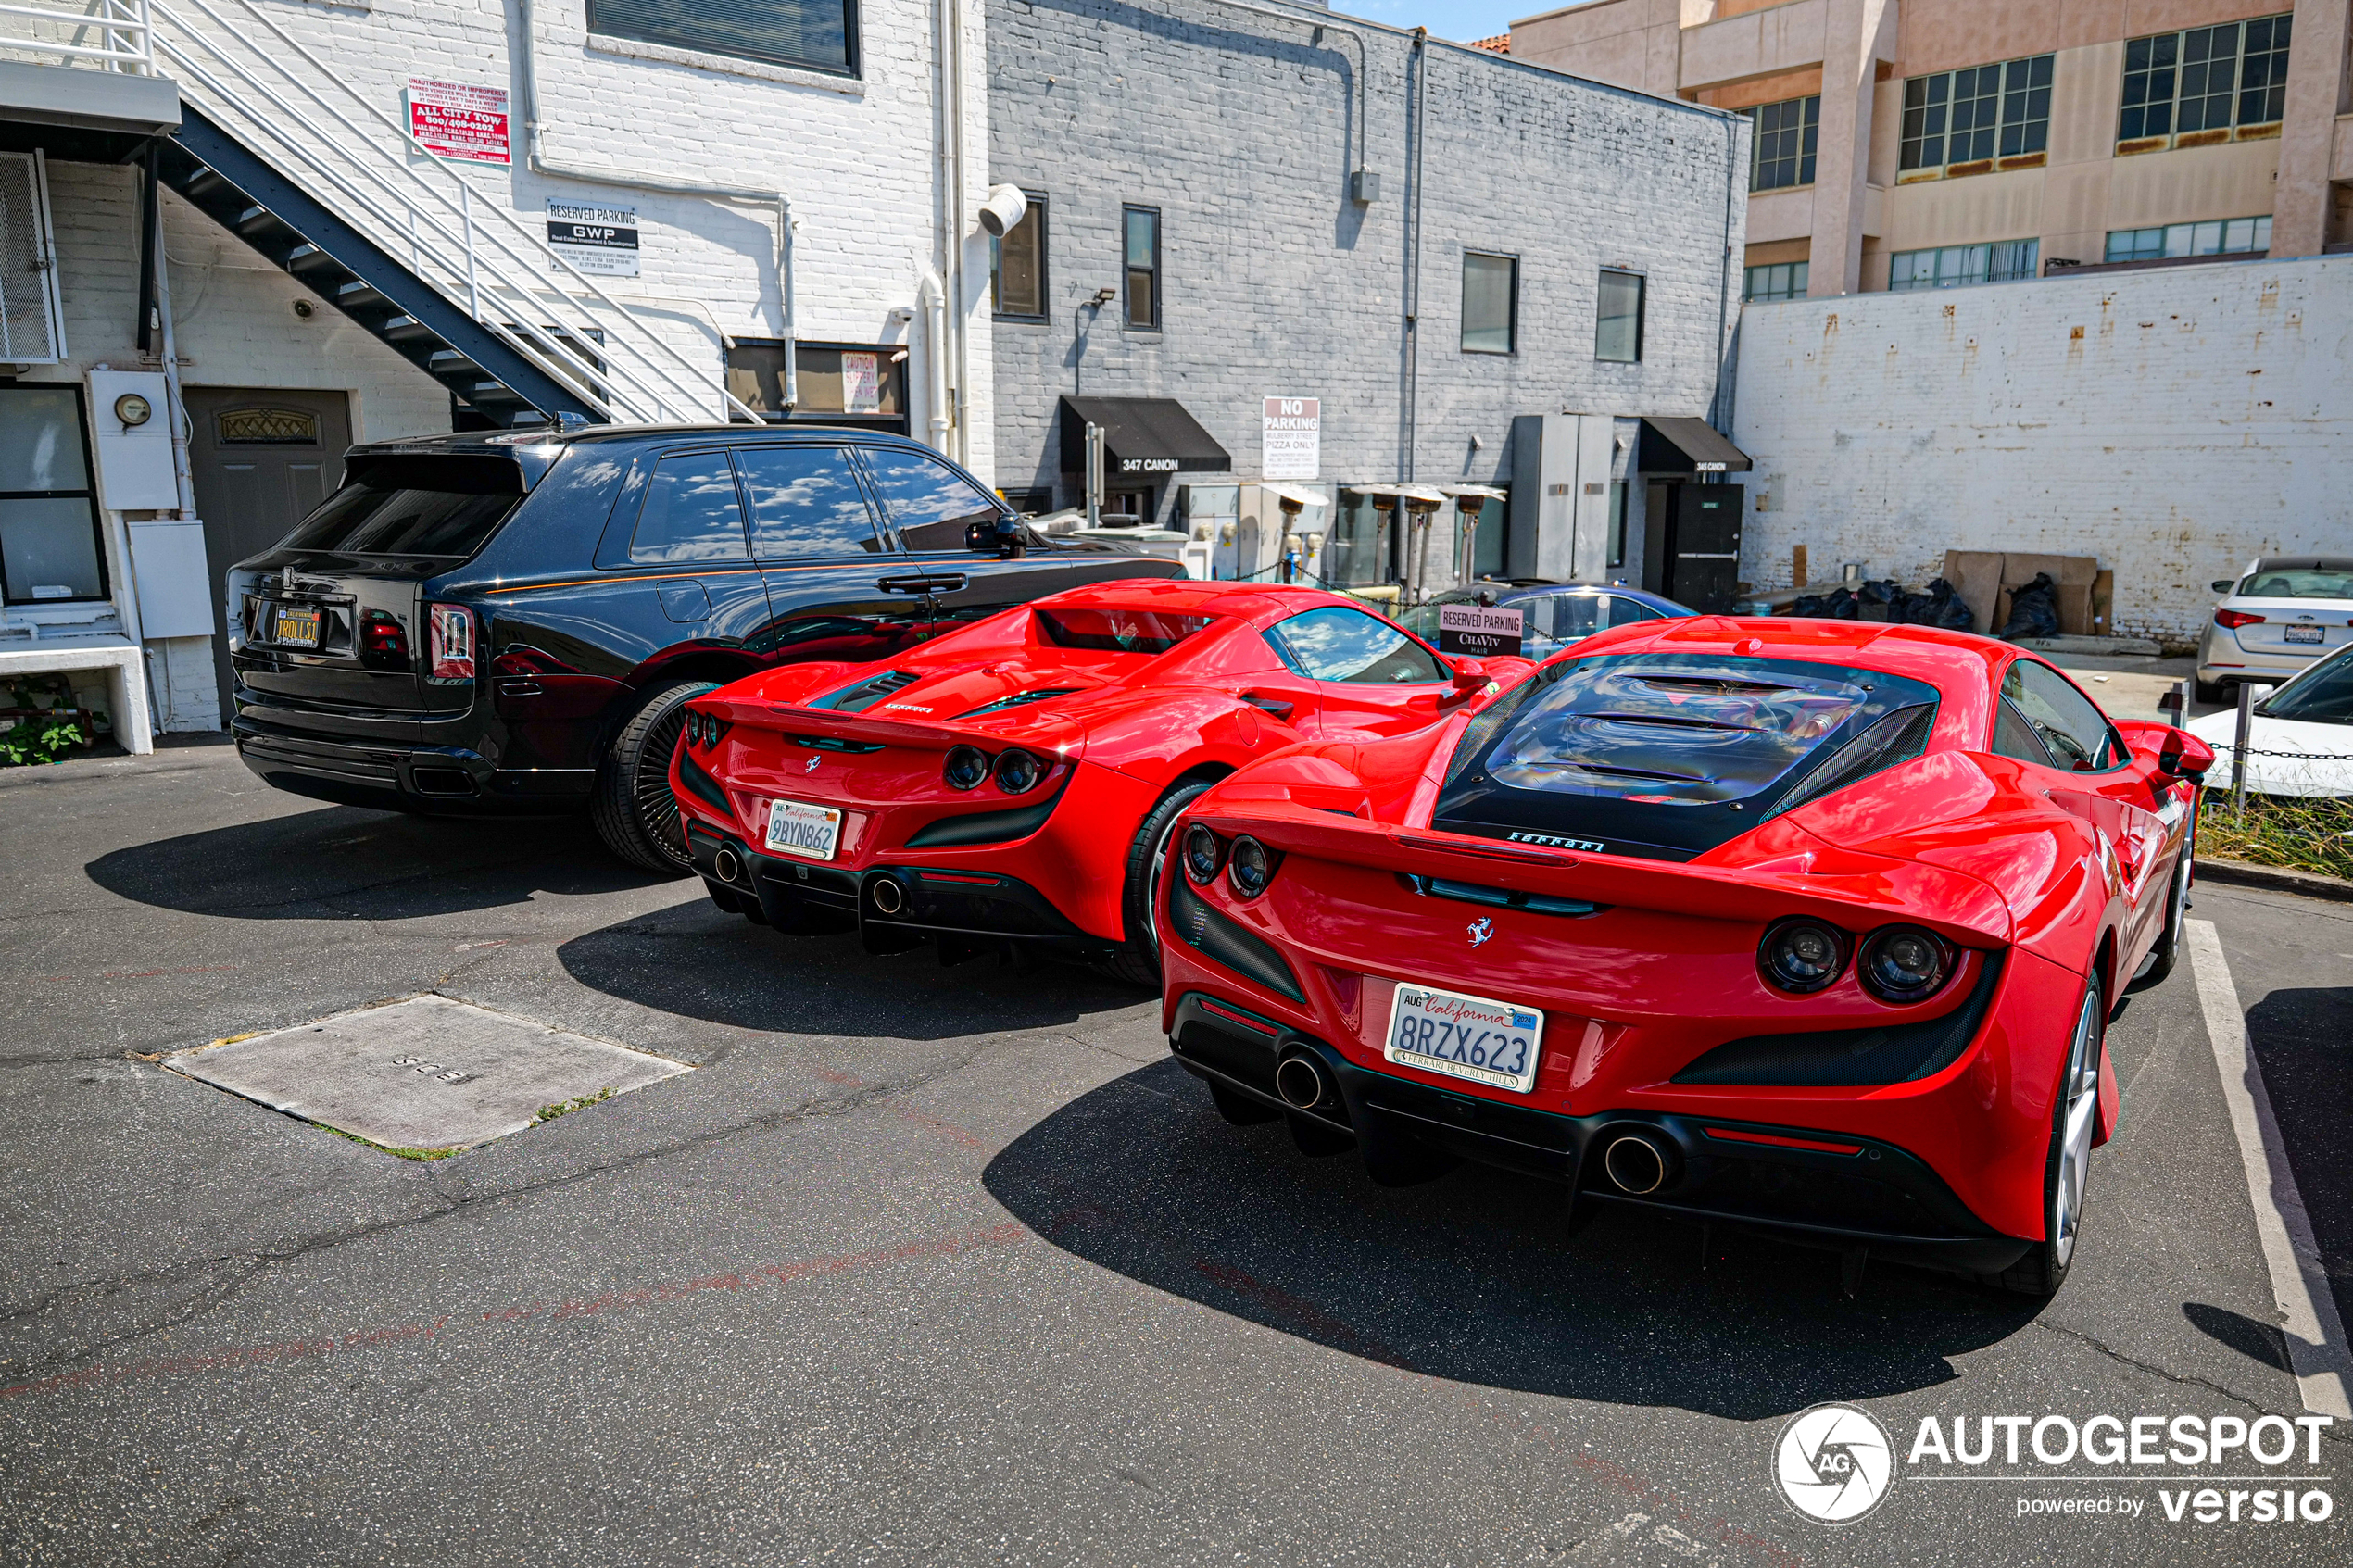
[2231,681,2259,816]
[462,181,479,320]
[2158,679,2186,729]
[1083,422,1103,527]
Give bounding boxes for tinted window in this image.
[1535,594,1606,643]
[736,445,882,558]
[1270,607,1445,684]
[283,456,524,558]
[1992,700,2055,764]
[2002,660,2124,770]
[1605,596,1662,627]
[631,451,749,565]
[861,448,1006,552]
[2259,646,2353,724]
[2239,567,2353,600]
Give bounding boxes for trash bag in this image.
[1818,587,1859,620]
[1994,571,2061,642]
[1887,586,1934,624]
[1917,577,1976,632]
[1791,593,1831,618]
[1856,578,1901,606]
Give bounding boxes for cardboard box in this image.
[1941,550,2006,634]
[1944,550,2100,636]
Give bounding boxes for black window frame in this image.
[1901,53,2053,171]
[1594,269,1645,364]
[989,191,1049,321]
[1122,205,1161,332]
[2120,14,2291,144]
[584,0,861,80]
[1459,249,1519,356]
[1748,94,1820,191]
[0,383,109,608]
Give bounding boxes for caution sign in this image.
[1436,602,1523,658]
[547,201,639,279]
[406,78,510,166]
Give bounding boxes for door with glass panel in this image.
[0,383,110,612]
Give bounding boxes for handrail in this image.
[0,0,155,72]
[143,0,760,425]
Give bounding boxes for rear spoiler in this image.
[705,695,1089,763]
[1189,798,2012,946]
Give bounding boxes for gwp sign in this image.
[1436,603,1523,658]
[1262,396,1320,480]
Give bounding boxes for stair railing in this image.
[0,0,155,74]
[145,0,760,426]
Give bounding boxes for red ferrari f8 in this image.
[669,579,1523,983]
[1160,617,2216,1295]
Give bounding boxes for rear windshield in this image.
[2237,567,2353,600]
[282,456,525,559]
[1036,608,1212,655]
[2261,647,2353,724]
[1433,653,1942,861]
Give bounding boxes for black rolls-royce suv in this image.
[227,425,1179,872]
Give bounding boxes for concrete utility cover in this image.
[167,997,690,1152]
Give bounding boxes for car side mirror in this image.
[2210,580,2233,594]
[2158,729,2215,783]
[1449,658,1488,689]
[965,514,1028,559]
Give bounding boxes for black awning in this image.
[1638,416,1752,474]
[1059,396,1232,479]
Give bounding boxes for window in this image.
[1460,251,1517,354]
[1901,55,2052,171]
[1122,206,1160,330]
[724,342,908,433]
[2000,660,2125,771]
[2103,216,2271,263]
[0,385,106,604]
[859,446,1005,552]
[1595,270,1643,363]
[1267,606,1445,684]
[585,0,856,78]
[1887,240,2039,291]
[736,446,882,558]
[285,456,523,560]
[2120,15,2291,143]
[1748,95,1819,191]
[1605,483,1628,570]
[989,194,1045,319]
[1744,260,1809,302]
[630,450,750,564]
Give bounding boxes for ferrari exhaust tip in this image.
[1276,1054,1334,1112]
[868,876,906,916]
[711,846,744,885]
[1602,1132,1677,1196]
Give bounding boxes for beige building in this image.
[1508,0,2353,298]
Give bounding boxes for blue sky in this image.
[1339,0,1544,44]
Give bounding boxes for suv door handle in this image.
[876,572,968,595]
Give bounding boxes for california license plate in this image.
[1384,982,1545,1094]
[273,605,321,649]
[763,797,843,860]
[2285,624,2323,645]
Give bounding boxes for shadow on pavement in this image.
[85,804,669,919]
[557,895,1150,1041]
[984,1057,2042,1420]
[2242,985,2352,1302]
[2181,1301,2291,1372]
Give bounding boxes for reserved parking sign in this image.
[1436,603,1523,657]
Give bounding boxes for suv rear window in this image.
[1433,653,1941,861]
[282,456,525,559]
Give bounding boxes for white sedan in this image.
[2186,642,2353,797]
[2196,556,2353,704]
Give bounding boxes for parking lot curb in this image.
[2195,856,2353,905]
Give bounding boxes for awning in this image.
[1060,396,1232,479]
[1638,417,1752,474]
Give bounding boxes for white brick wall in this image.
[1730,257,2353,641]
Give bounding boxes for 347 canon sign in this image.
[1119,458,1179,473]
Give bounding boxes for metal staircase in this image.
[6,0,754,427]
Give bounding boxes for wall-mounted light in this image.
[1088,286,1116,307]
[292,299,315,319]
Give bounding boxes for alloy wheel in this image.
[635,702,692,865]
[2052,985,2104,1268]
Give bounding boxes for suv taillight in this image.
[2215,608,2265,630]
[426,603,475,683]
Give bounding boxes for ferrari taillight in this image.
[425,603,475,684]
[2214,608,2265,631]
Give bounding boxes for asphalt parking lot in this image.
[2,739,2347,1566]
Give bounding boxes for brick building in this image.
[984,0,1754,602]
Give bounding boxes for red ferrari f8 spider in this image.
[1160,617,2216,1295]
[669,579,1524,983]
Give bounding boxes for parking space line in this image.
[2186,920,2353,1418]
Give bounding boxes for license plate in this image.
[1384,981,1545,1094]
[2285,624,2323,645]
[763,797,843,860]
[272,605,321,649]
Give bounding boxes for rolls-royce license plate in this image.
[272,605,322,649]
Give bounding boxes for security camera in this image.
[977,184,1029,237]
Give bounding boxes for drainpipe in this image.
[917,265,950,452]
[1401,28,1428,486]
[938,0,972,463]
[514,0,790,414]
[1710,112,1739,431]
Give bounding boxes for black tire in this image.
[1981,975,2105,1298]
[1207,1079,1281,1126]
[590,679,718,874]
[1095,776,1216,989]
[2132,837,2195,991]
[2194,676,2229,707]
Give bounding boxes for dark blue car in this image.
[1397,582,1698,662]
[226,425,1181,872]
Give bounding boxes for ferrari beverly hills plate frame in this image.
[1384,980,1546,1093]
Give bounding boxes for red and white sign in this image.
[406,78,510,166]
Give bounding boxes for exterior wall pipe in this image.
[917,264,951,451]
